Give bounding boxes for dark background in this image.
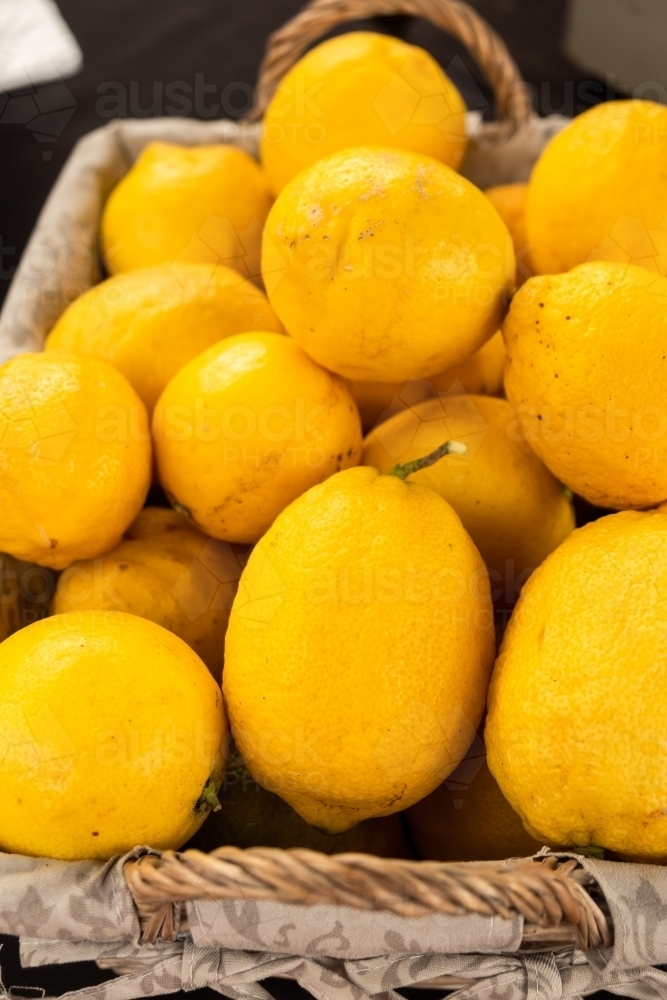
[0,0,615,996]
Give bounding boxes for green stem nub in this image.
[575,844,605,859]
[172,502,192,518]
[197,778,222,813]
[389,440,468,481]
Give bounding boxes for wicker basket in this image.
[1,4,663,1000]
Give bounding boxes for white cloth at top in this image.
[0,0,82,93]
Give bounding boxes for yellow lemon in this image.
[188,750,413,857]
[503,260,667,509]
[526,100,667,276]
[102,142,272,281]
[0,610,226,860]
[46,264,283,413]
[348,329,506,431]
[405,747,542,861]
[0,352,151,569]
[485,184,532,285]
[224,465,494,833]
[262,147,514,382]
[52,508,244,679]
[363,395,574,597]
[153,332,362,543]
[261,31,467,196]
[486,504,667,860]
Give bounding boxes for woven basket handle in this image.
[124,849,612,951]
[248,0,533,133]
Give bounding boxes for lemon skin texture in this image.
[486,504,667,860]
[46,264,283,414]
[153,332,362,544]
[261,31,467,196]
[503,260,667,509]
[52,508,244,680]
[0,352,151,569]
[526,100,667,276]
[485,184,531,285]
[102,142,272,281]
[405,753,542,861]
[223,466,495,833]
[262,147,515,382]
[0,610,227,860]
[363,395,574,593]
[348,329,506,431]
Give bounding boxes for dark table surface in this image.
[0,1,616,996]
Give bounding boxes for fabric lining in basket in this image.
[3,847,667,1000]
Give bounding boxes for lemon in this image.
[52,508,244,679]
[188,751,413,857]
[0,352,151,569]
[526,100,667,276]
[0,610,226,860]
[485,184,531,285]
[262,147,514,382]
[224,464,494,833]
[363,395,574,596]
[102,142,272,281]
[261,31,467,196]
[348,330,506,431]
[46,264,282,413]
[486,504,667,860]
[405,751,542,861]
[503,260,667,509]
[153,332,362,543]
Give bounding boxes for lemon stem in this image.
[575,844,605,859]
[172,502,192,518]
[197,778,222,813]
[389,440,468,481]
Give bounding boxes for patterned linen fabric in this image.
[4,850,667,1000]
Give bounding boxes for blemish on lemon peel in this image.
[358,183,387,202]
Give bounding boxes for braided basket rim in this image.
[124,849,612,952]
[246,0,534,134]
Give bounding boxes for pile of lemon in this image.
[3,31,667,865]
